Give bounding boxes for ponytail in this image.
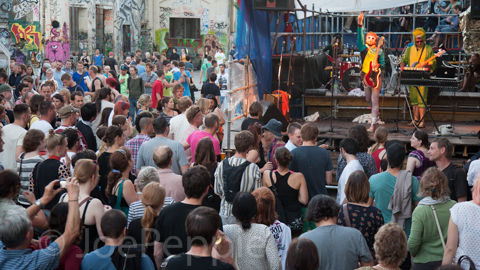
[141,183,166,244]
[368,126,388,154]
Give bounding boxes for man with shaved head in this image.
[153,145,186,202]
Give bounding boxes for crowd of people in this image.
[0,47,479,270]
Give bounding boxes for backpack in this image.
[222,158,251,203]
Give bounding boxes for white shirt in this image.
[450,202,480,269]
[337,159,363,204]
[169,114,190,143]
[215,52,226,65]
[30,119,53,136]
[467,159,480,187]
[60,151,75,174]
[215,72,229,91]
[269,220,292,270]
[285,140,297,152]
[0,124,27,170]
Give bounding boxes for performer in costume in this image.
[357,13,385,132]
[400,28,436,128]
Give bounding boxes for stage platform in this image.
[301,91,480,122]
[296,119,480,159]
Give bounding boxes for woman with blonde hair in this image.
[59,88,71,105]
[368,126,388,173]
[31,129,70,210]
[60,159,109,253]
[356,223,408,270]
[137,94,152,113]
[41,68,59,91]
[442,174,480,268]
[408,167,455,270]
[127,182,166,269]
[252,187,292,270]
[127,166,175,227]
[196,97,209,115]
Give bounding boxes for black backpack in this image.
[222,159,251,203]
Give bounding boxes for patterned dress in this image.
[337,203,384,253]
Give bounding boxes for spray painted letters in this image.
[10,23,42,51]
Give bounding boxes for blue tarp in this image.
[235,0,272,98]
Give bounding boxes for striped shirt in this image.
[214,156,261,217]
[127,197,175,228]
[0,240,60,270]
[16,154,44,192]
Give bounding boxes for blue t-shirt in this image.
[72,71,89,92]
[136,65,146,76]
[289,146,334,199]
[173,70,192,97]
[81,245,155,270]
[369,171,422,238]
[94,54,103,67]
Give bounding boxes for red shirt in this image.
[34,235,83,270]
[152,80,164,107]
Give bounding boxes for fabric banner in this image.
[236,0,272,97]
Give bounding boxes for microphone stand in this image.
[390,45,408,134]
[329,43,338,132]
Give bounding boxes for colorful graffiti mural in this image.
[156,4,229,57]
[10,22,42,51]
[45,22,70,64]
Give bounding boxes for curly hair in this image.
[374,223,407,267]
[306,194,340,223]
[419,167,450,200]
[348,124,371,153]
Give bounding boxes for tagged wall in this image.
[115,0,145,57]
[45,22,70,63]
[154,0,230,57]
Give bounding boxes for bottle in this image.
[333,81,339,95]
[453,55,456,62]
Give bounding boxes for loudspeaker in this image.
[260,100,289,132]
[472,0,480,20]
[253,0,294,11]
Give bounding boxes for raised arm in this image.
[357,13,367,52]
[54,177,81,258]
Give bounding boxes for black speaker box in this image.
[472,0,480,20]
[253,0,295,11]
[260,100,289,132]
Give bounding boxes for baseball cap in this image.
[59,105,79,119]
[43,63,51,69]
[109,52,114,56]
[0,84,12,93]
[121,65,129,70]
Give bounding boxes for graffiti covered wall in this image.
[45,22,70,63]
[115,0,145,57]
[155,0,230,57]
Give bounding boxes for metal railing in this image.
[272,9,464,54]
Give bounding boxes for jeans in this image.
[128,98,139,122]
[435,25,454,33]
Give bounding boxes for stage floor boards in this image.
[301,119,480,146]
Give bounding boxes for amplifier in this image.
[305,88,327,96]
